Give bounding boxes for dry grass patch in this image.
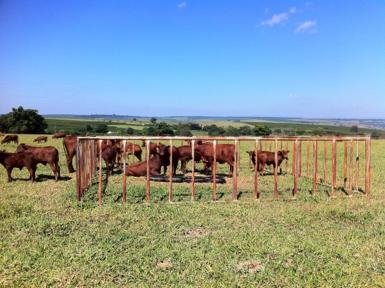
[236,260,264,274]
[156,259,173,270]
[183,227,209,239]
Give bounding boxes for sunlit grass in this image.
[0,134,384,287]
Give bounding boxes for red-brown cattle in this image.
[176,145,203,174]
[0,150,38,182]
[125,145,164,177]
[16,144,61,181]
[246,150,289,175]
[52,132,66,139]
[63,135,77,173]
[194,143,235,176]
[101,145,117,175]
[114,141,142,163]
[141,141,178,174]
[1,135,18,144]
[33,136,48,143]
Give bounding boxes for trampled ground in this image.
[1,135,385,287]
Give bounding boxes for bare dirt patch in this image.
[183,227,209,239]
[156,259,173,270]
[236,260,264,274]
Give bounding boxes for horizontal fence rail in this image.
[76,136,372,206]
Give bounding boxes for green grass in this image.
[1,135,385,287]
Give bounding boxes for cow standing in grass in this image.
[16,144,61,181]
[1,135,18,145]
[0,150,38,182]
[176,145,203,174]
[194,143,235,177]
[33,136,48,143]
[52,132,66,139]
[246,150,289,175]
[63,135,77,173]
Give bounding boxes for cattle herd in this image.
[0,133,290,183]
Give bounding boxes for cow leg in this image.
[135,151,142,162]
[228,163,234,177]
[173,159,178,175]
[204,161,211,175]
[67,155,75,173]
[27,166,35,183]
[48,162,59,181]
[181,160,186,174]
[56,163,61,180]
[6,168,13,182]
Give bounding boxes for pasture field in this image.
[1,134,385,287]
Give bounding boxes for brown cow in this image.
[194,143,235,176]
[125,145,164,177]
[0,150,38,182]
[1,135,18,144]
[63,135,77,173]
[176,145,203,174]
[112,141,142,164]
[52,132,66,139]
[101,145,117,175]
[33,136,48,143]
[16,144,61,181]
[141,140,158,154]
[246,150,289,175]
[141,141,178,174]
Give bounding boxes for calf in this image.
[1,135,18,144]
[0,150,38,182]
[52,132,66,139]
[194,143,235,176]
[33,136,48,143]
[125,145,164,177]
[246,150,289,175]
[16,144,61,181]
[63,135,77,173]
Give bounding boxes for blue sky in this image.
[0,0,384,118]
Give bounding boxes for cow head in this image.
[155,144,168,156]
[15,143,28,153]
[278,150,289,160]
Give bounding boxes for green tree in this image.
[144,122,174,136]
[0,106,47,133]
[238,125,253,135]
[85,124,93,132]
[95,123,109,134]
[126,127,135,135]
[350,125,359,133]
[150,117,157,124]
[253,125,272,136]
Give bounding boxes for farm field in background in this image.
[1,134,385,286]
[45,116,385,138]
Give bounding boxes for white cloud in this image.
[177,2,186,8]
[295,20,317,33]
[261,7,296,27]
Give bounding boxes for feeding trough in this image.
[150,175,227,184]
